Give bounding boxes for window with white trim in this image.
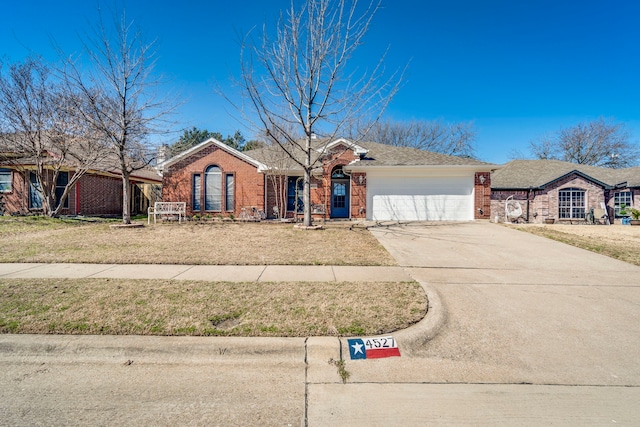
[287,176,303,213]
[558,188,586,219]
[614,191,632,217]
[0,168,11,192]
[193,174,201,211]
[225,174,234,212]
[204,165,222,211]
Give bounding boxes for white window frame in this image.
[614,191,632,217]
[204,165,222,212]
[0,168,11,193]
[225,173,234,212]
[558,188,586,219]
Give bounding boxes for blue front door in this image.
[331,180,349,218]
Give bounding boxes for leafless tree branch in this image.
[58,7,178,223]
[529,118,638,168]
[234,0,403,226]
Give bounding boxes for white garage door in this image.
[367,174,474,221]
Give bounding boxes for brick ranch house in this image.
[159,137,498,222]
[0,162,161,217]
[491,159,640,224]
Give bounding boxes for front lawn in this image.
[0,278,425,337]
[0,216,396,266]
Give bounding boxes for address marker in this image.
[347,336,401,360]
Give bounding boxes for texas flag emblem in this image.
[348,336,401,360]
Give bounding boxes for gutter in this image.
[346,164,501,173]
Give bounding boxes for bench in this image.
[148,202,186,224]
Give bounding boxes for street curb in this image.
[393,281,447,354]
[340,280,447,357]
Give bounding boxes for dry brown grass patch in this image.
[0,278,426,337]
[511,223,640,266]
[0,217,396,266]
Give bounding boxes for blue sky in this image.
[1,0,639,164]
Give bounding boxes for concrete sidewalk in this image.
[0,262,413,282]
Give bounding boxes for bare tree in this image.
[356,119,477,158]
[237,0,402,226]
[62,9,175,223]
[529,118,638,168]
[528,134,556,160]
[0,58,107,217]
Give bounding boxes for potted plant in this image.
[544,217,555,224]
[628,208,640,226]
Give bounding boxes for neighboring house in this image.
[0,161,161,217]
[159,137,497,222]
[491,159,640,223]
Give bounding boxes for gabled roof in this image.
[491,159,640,189]
[323,138,368,156]
[158,137,267,171]
[348,141,492,168]
[244,138,496,172]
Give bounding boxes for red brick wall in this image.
[350,172,367,218]
[162,144,264,217]
[78,174,122,216]
[490,174,610,223]
[474,172,491,219]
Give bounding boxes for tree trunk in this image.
[121,172,131,224]
[303,168,312,226]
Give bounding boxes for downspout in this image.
[526,187,532,222]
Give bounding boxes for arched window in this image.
[204,165,222,211]
[331,166,346,179]
[558,188,585,219]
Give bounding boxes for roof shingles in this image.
[491,160,640,189]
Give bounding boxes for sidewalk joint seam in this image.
[0,264,42,277]
[85,264,117,278]
[172,265,195,280]
[255,265,267,282]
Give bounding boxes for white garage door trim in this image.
[366,170,475,221]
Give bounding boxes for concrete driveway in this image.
[370,221,640,385]
[309,222,640,425]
